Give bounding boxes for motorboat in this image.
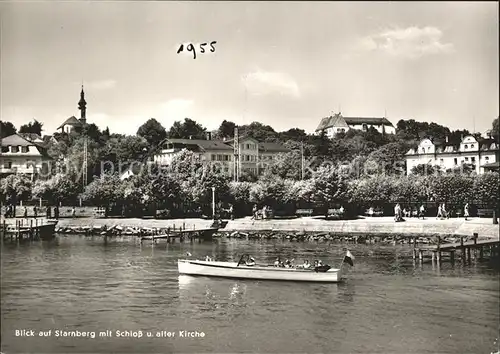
[177,251,354,283]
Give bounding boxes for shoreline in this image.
[3,216,498,239]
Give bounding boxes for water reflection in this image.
[2,236,499,354]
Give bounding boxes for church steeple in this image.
[78,85,87,124]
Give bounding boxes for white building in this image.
[0,134,52,178]
[405,135,499,174]
[315,113,396,138]
[151,135,289,177]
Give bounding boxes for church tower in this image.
[78,85,87,124]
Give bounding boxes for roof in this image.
[57,116,82,129]
[258,142,290,153]
[0,133,52,159]
[315,114,347,131]
[164,138,233,151]
[1,133,33,147]
[342,117,394,126]
[315,114,394,131]
[19,133,43,142]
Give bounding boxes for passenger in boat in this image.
[303,260,311,269]
[246,256,256,266]
[205,255,213,261]
[274,258,280,267]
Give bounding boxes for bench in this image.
[326,209,344,220]
[365,209,384,217]
[477,208,494,218]
[295,209,313,217]
[155,209,171,219]
[93,207,106,218]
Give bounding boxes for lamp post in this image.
[211,187,216,220]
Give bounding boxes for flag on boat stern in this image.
[343,250,355,266]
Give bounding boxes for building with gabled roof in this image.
[316,112,396,138]
[0,133,52,178]
[153,133,290,177]
[405,135,499,175]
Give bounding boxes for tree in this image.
[365,142,408,175]
[19,119,43,135]
[100,135,149,171]
[167,118,206,140]
[262,151,302,180]
[137,118,167,146]
[32,173,80,205]
[491,117,499,141]
[427,175,474,208]
[311,165,349,209]
[216,120,236,139]
[278,128,307,143]
[473,172,499,209]
[0,174,32,204]
[238,122,278,142]
[411,164,443,176]
[1,120,17,138]
[349,175,397,208]
[81,174,126,207]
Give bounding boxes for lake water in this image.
[1,235,499,354]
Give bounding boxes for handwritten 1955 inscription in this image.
[177,41,217,59]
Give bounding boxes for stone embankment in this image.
[11,215,496,239]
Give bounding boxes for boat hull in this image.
[178,260,342,283]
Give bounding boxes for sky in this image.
[1,1,498,136]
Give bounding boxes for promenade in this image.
[9,215,497,239]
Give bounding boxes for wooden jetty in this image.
[412,233,500,263]
[1,218,58,241]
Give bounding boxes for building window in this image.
[362,123,368,131]
[471,144,474,148]
[440,159,444,164]
[485,156,489,161]
[26,161,33,169]
[464,144,468,149]
[4,161,12,169]
[211,154,216,161]
[11,146,19,153]
[454,158,458,165]
[471,157,475,163]
[21,146,29,153]
[465,157,469,161]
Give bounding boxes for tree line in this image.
[0,116,498,217]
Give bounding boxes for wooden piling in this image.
[460,237,465,263]
[437,236,441,262]
[473,233,478,260]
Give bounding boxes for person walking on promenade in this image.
[46,205,52,219]
[436,204,443,219]
[442,203,449,219]
[419,204,425,219]
[54,206,59,220]
[251,205,257,220]
[33,206,38,218]
[71,206,76,218]
[23,206,28,218]
[464,203,470,221]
